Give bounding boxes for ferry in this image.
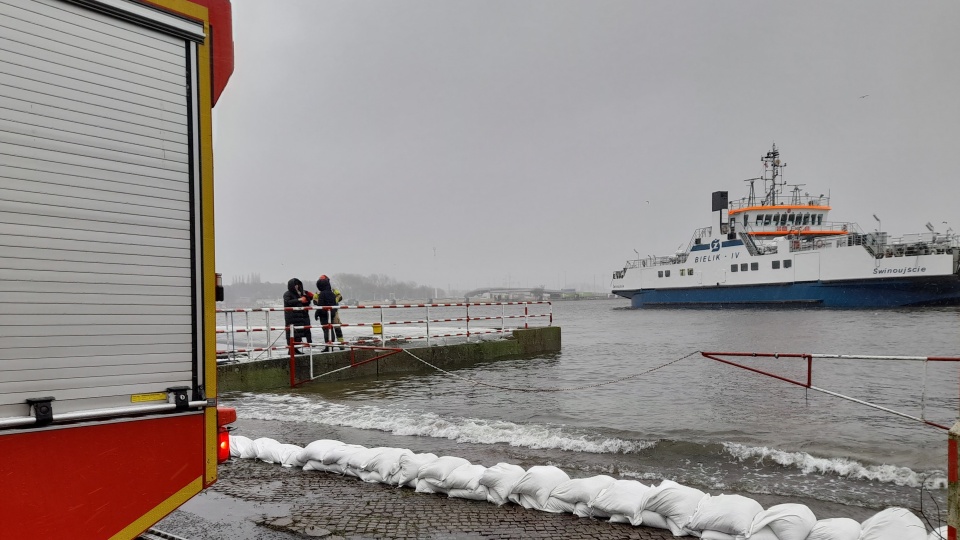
[610,145,960,308]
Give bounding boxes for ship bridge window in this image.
[764,214,772,225]
[730,264,738,272]
[784,259,792,269]
[755,215,763,225]
[802,213,810,225]
[740,263,748,271]
[743,214,748,226]
[664,270,670,277]
[788,213,796,225]
[680,269,685,276]
[772,260,781,269]
[817,214,823,225]
[687,268,693,275]
[751,262,759,271]
[658,270,663,278]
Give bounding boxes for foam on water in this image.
[233,393,656,454]
[233,393,949,489]
[723,442,946,488]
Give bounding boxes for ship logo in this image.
[711,239,721,252]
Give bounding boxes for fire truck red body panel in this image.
[0,0,233,537]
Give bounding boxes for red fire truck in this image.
[0,0,234,537]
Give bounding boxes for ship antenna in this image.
[786,184,806,205]
[743,178,760,206]
[761,143,786,205]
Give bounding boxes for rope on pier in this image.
[400,350,701,393]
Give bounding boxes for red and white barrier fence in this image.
[702,351,960,539]
[216,301,553,360]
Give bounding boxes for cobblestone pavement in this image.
[163,458,676,539]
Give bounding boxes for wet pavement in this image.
[154,457,675,539]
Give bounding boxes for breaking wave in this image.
[232,392,656,454]
[723,442,946,488]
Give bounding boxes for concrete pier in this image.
[217,326,561,392]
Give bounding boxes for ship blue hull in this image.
[617,276,960,308]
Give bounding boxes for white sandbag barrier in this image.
[229,435,933,540]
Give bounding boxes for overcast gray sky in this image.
[212,1,959,293]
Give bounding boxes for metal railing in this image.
[701,350,960,538]
[701,351,960,430]
[216,301,553,362]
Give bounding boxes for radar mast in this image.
[761,143,786,205]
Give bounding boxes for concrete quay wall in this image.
[217,326,561,392]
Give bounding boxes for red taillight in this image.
[217,427,230,463]
[216,406,237,463]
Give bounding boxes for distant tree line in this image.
[335,273,444,303]
[222,273,447,306]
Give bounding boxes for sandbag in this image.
[319,444,367,475]
[444,464,489,502]
[344,447,392,476]
[447,486,490,501]
[686,494,762,537]
[302,459,340,473]
[445,463,487,491]
[479,462,526,506]
[859,507,926,540]
[700,531,735,540]
[572,502,609,519]
[638,511,670,531]
[746,503,817,540]
[253,437,284,464]
[550,475,616,504]
[418,456,471,493]
[321,443,366,465]
[358,470,385,483]
[745,526,780,540]
[542,496,575,514]
[639,479,706,535]
[298,439,345,463]
[396,452,438,488]
[414,478,437,494]
[303,456,357,473]
[589,479,651,526]
[364,447,413,486]
[418,456,469,481]
[277,443,305,468]
[805,517,862,540]
[545,475,616,516]
[229,435,257,459]
[509,466,571,510]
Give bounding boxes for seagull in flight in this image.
[859,94,869,99]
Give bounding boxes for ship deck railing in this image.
[621,231,959,269]
[729,193,830,210]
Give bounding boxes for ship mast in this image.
[761,143,786,205]
[744,178,757,206]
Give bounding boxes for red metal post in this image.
[288,333,296,388]
[950,426,959,539]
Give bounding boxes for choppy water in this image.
[223,299,960,523]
